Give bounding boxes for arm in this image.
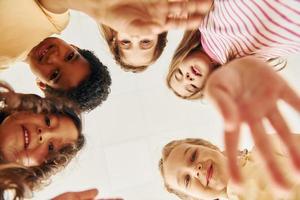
[38,0,214,35]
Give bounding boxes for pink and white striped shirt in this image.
[199,0,300,65]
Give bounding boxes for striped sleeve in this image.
[199,0,300,65]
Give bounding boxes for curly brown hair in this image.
[0,99,84,200]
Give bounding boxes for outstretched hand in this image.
[52,189,99,200]
[98,0,213,35]
[52,188,123,200]
[206,56,300,189]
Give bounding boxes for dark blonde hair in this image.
[159,138,221,200]
[99,24,168,73]
[0,100,84,200]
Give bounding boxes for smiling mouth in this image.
[206,164,213,186]
[36,44,54,62]
[22,125,30,150]
[191,66,201,76]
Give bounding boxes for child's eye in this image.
[48,142,55,152]
[185,175,191,188]
[191,150,198,162]
[49,69,59,81]
[44,116,51,127]
[120,40,131,46]
[141,39,151,44]
[66,52,75,61]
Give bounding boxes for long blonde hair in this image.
[99,24,168,73]
[159,138,221,200]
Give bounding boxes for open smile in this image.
[206,163,214,186]
[191,66,201,76]
[22,125,30,150]
[36,44,54,62]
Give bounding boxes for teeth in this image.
[23,127,29,148]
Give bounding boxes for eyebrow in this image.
[176,173,182,187]
[184,147,191,157]
[176,147,192,188]
[174,70,182,82]
[53,73,61,85]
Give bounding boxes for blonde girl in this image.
[159,137,300,200]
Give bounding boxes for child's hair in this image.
[159,138,221,200]
[0,101,84,200]
[99,24,168,73]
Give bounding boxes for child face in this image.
[0,112,79,166]
[169,51,213,98]
[117,32,158,67]
[27,37,90,90]
[163,143,228,199]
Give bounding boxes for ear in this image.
[36,79,47,91]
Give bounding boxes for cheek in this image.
[22,145,48,166]
[194,77,205,87]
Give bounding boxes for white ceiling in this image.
[1,11,300,200]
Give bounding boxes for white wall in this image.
[0,11,299,200]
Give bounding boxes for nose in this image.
[45,50,60,65]
[36,127,53,144]
[185,72,194,81]
[195,163,203,178]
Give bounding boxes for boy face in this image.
[27,37,90,90]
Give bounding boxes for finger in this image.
[165,14,204,30]
[225,127,242,184]
[249,121,291,189]
[167,0,213,16]
[267,107,300,170]
[77,188,99,199]
[98,199,124,200]
[0,80,14,93]
[280,83,300,113]
[128,19,165,35]
[206,85,242,182]
[207,84,240,132]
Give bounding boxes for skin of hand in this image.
[205,56,300,189]
[98,0,213,35]
[40,0,213,36]
[0,86,73,114]
[52,189,99,200]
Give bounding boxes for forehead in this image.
[56,115,79,141]
[56,56,90,90]
[163,143,191,186]
[121,48,155,66]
